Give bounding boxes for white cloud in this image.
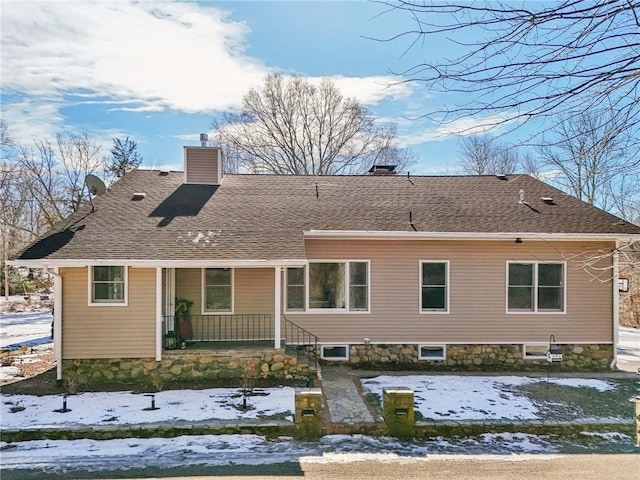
[327,76,413,105]
[1,1,411,145]
[1,98,65,143]
[400,115,512,145]
[1,1,268,113]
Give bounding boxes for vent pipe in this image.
[199,133,209,147]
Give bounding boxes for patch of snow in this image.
[0,433,565,473]
[2,387,295,429]
[0,312,53,349]
[361,375,617,421]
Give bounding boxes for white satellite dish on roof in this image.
[85,174,106,196]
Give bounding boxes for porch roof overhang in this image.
[302,230,640,243]
[6,258,308,269]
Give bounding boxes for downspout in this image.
[611,241,620,370]
[44,267,63,380]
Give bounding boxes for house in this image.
[10,144,640,385]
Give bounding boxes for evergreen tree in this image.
[107,137,142,178]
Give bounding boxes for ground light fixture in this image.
[143,394,159,411]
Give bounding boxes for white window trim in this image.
[88,266,128,307]
[419,260,450,314]
[418,344,447,360]
[320,344,349,361]
[523,344,549,360]
[284,266,306,313]
[304,260,371,314]
[506,261,566,314]
[201,267,234,314]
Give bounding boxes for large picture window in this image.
[203,268,233,313]
[508,262,564,312]
[420,261,449,312]
[289,261,368,312]
[90,266,126,305]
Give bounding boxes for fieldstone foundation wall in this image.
[62,349,312,387]
[345,343,613,371]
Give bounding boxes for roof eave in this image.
[303,230,640,242]
[6,259,307,268]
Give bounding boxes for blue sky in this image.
[1,0,517,174]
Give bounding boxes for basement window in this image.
[523,344,548,360]
[418,345,446,360]
[321,345,349,361]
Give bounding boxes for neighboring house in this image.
[10,145,640,384]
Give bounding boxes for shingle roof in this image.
[13,171,640,262]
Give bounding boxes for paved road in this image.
[5,454,640,480]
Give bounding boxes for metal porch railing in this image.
[162,314,273,348]
[283,316,319,370]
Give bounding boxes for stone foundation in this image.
[343,343,613,371]
[62,348,312,388]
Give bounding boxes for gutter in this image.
[8,259,307,268]
[303,230,639,242]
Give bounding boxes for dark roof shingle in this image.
[13,171,640,262]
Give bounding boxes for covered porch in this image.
[157,265,318,365]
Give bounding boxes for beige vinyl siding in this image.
[184,147,221,184]
[285,239,614,344]
[61,267,156,359]
[176,267,274,317]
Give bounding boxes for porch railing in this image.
[162,314,273,348]
[283,316,319,370]
[161,314,320,370]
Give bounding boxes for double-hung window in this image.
[286,261,369,312]
[507,262,565,312]
[420,261,449,313]
[286,267,305,311]
[203,268,233,313]
[90,266,126,305]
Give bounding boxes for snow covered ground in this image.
[361,376,620,421]
[1,432,635,475]
[1,311,638,475]
[617,327,640,372]
[2,374,627,431]
[0,311,53,384]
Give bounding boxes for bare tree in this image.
[6,132,104,238]
[378,1,640,150]
[212,74,416,175]
[458,135,520,175]
[536,109,637,214]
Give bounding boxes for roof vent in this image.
[199,133,209,147]
[541,197,555,205]
[159,170,169,176]
[519,189,525,203]
[132,192,146,201]
[368,164,397,175]
[496,173,507,180]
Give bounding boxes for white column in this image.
[274,266,282,349]
[53,268,63,380]
[156,267,163,361]
[611,242,620,370]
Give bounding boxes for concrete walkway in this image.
[320,366,376,424]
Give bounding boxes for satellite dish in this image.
[85,174,106,196]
